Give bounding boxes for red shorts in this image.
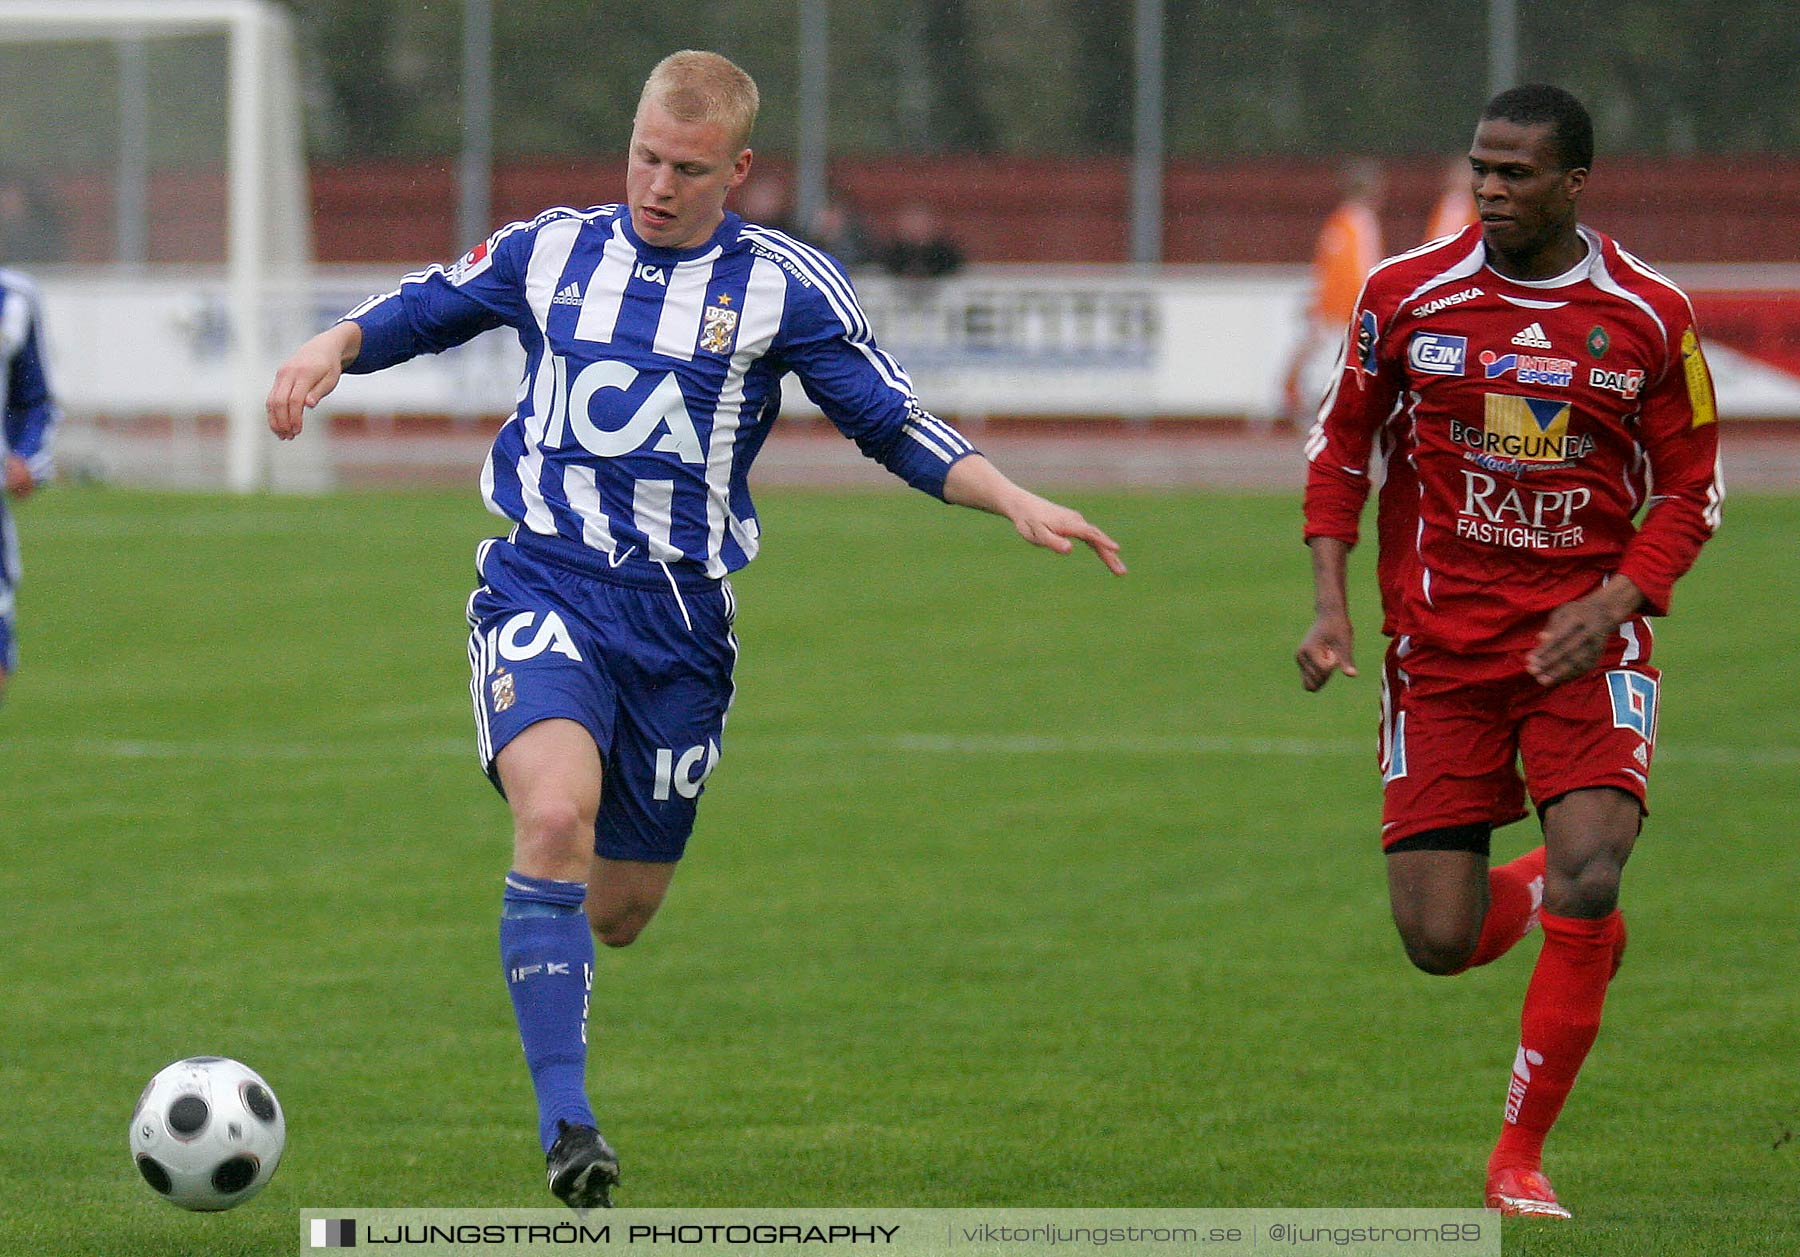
[1377,632,1661,849]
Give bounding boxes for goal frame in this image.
[0,0,314,491]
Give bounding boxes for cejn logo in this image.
[1407,332,1467,376]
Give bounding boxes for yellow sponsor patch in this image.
[1478,393,1577,463]
[1681,326,1717,428]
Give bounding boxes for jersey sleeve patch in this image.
[449,239,494,286]
[1356,308,1380,375]
[1680,326,1717,428]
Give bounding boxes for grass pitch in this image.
[0,485,1793,1256]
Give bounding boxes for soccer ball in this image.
[129,1056,286,1211]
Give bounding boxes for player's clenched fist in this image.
[1296,611,1357,691]
[266,321,362,440]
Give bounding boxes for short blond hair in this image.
[639,51,759,149]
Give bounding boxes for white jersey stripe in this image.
[525,219,581,332]
[740,226,866,337]
[573,223,636,344]
[633,480,680,563]
[916,412,972,454]
[740,225,921,409]
[903,422,954,462]
[561,464,618,556]
[653,252,722,361]
[1613,245,1690,303]
[743,226,941,409]
[0,282,31,354]
[704,256,787,576]
[512,221,583,533]
[740,228,886,359]
[468,627,491,765]
[1589,248,1667,347]
[1396,240,1487,310]
[1704,453,1726,530]
[759,226,862,313]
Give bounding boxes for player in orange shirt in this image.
[1283,161,1385,425]
[1425,156,1480,241]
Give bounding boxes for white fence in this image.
[31,264,1800,488]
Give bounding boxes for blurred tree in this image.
[1069,0,1134,154]
[278,0,1800,159]
[290,2,459,158]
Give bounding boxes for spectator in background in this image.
[1282,159,1384,426]
[735,172,794,235]
[878,202,964,279]
[805,197,876,270]
[1425,155,1479,240]
[0,172,67,266]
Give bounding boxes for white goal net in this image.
[0,0,322,491]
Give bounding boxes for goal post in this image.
[0,0,321,491]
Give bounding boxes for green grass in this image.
[0,486,1794,1256]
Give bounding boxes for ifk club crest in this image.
[490,669,516,713]
[700,294,740,355]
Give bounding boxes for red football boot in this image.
[1485,1164,1572,1219]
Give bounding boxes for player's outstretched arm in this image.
[266,321,363,441]
[1297,536,1357,691]
[3,453,35,499]
[942,454,1126,575]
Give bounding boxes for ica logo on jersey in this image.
[496,610,583,662]
[551,358,706,463]
[654,740,720,801]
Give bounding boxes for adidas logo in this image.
[551,282,583,306]
[1511,322,1553,348]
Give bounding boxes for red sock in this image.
[1490,909,1624,1172]
[1455,846,1547,972]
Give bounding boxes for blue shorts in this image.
[0,503,19,674]
[465,529,737,863]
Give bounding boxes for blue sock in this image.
[500,872,597,1152]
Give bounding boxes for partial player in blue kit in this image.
[1,266,59,705]
[268,50,1126,1209]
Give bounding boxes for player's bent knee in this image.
[1399,929,1479,976]
[594,922,642,949]
[588,911,646,949]
[511,795,590,847]
[586,898,658,948]
[509,799,595,880]
[1548,859,1623,918]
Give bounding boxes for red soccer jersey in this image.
[1304,224,1723,668]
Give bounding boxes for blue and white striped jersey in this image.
[1,267,58,483]
[345,206,977,579]
[2,266,58,638]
